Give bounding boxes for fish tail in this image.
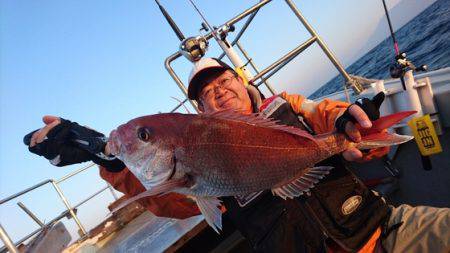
[356,111,416,150]
[357,132,413,149]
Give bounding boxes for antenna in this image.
[154,0,185,41]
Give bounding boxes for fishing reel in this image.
[389,52,428,78]
[216,24,235,41]
[179,35,209,62]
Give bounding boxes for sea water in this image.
[309,0,450,99]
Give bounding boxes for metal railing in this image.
[0,163,119,253]
[166,0,356,112]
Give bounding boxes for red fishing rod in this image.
[381,0,407,90]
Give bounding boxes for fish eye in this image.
[137,127,152,142]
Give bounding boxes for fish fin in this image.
[357,111,416,136]
[205,109,318,145]
[271,166,333,200]
[352,111,415,150]
[109,178,187,214]
[357,132,414,150]
[195,196,223,234]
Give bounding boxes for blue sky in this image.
[0,0,435,246]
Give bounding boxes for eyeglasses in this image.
[199,75,236,99]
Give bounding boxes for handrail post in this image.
[284,0,355,101]
[235,41,276,95]
[107,183,119,200]
[165,52,200,112]
[0,223,19,253]
[50,181,87,235]
[17,202,45,228]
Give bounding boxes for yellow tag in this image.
[234,67,249,87]
[407,114,442,156]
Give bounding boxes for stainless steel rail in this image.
[0,180,52,205]
[250,36,317,84]
[166,0,272,113]
[2,209,73,253]
[73,185,109,209]
[55,163,95,184]
[284,0,354,100]
[164,52,199,113]
[17,202,45,228]
[0,224,18,253]
[167,0,356,112]
[218,7,261,60]
[235,41,276,95]
[50,181,87,235]
[0,163,118,251]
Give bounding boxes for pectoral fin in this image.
[272,166,333,200]
[195,196,223,234]
[110,178,187,214]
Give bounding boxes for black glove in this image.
[335,92,385,133]
[25,119,125,172]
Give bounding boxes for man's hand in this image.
[29,116,61,147]
[337,93,385,161]
[26,116,125,172]
[341,106,371,161]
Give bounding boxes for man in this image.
[28,58,449,252]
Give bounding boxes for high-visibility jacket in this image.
[279,92,389,161]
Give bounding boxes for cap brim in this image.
[187,66,227,100]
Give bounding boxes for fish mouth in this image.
[107,130,121,156]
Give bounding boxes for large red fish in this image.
[108,110,415,232]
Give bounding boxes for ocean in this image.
[308,0,450,99]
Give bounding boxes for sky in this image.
[0,0,436,247]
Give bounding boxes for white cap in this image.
[187,57,233,100]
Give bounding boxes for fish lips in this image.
[108,129,121,156]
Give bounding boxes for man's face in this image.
[198,70,252,113]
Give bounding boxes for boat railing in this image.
[165,0,360,113]
[0,163,119,253]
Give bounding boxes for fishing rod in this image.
[381,0,399,55]
[154,0,185,41]
[154,0,210,62]
[186,0,254,81]
[382,0,427,89]
[382,0,431,170]
[381,0,406,90]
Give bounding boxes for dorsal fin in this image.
[203,109,318,145]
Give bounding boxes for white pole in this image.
[373,80,391,116]
[216,39,254,82]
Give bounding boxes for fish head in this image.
[108,114,178,188]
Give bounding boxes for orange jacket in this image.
[100,92,388,219]
[280,92,389,161]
